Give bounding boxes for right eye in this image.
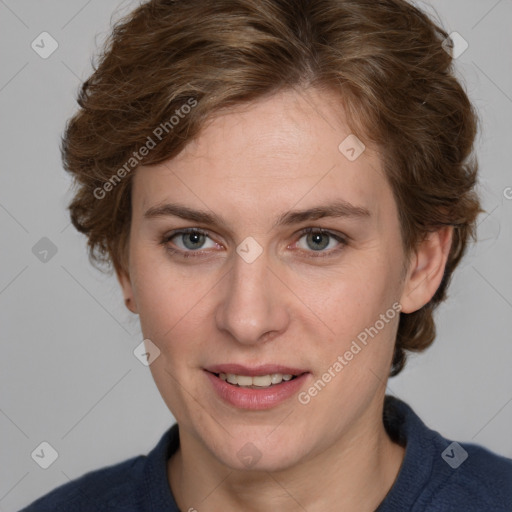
[161,228,223,257]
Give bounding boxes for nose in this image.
[214,247,290,346]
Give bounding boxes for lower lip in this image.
[205,371,309,410]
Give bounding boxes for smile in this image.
[204,365,310,410]
[217,372,297,388]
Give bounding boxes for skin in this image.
[118,87,452,511]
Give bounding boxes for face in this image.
[119,87,418,472]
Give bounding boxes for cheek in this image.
[130,251,217,354]
[130,250,180,338]
[298,259,401,384]
[306,278,400,408]
[298,258,399,332]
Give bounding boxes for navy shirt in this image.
[20,396,512,511]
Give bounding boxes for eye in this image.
[161,227,347,259]
[162,228,220,255]
[293,228,346,255]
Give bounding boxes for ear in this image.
[115,265,139,315]
[399,226,453,314]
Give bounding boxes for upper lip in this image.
[205,364,308,377]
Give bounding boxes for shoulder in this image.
[380,396,512,512]
[19,455,147,511]
[20,425,179,512]
[429,441,512,511]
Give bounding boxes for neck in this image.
[168,395,405,512]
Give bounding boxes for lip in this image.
[204,367,310,410]
[205,363,308,377]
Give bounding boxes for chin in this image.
[204,427,312,473]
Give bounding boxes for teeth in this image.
[226,373,238,385]
[270,373,282,384]
[236,375,253,386]
[219,373,296,387]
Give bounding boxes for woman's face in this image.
[120,87,411,471]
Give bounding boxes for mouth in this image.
[208,371,301,389]
[204,364,310,410]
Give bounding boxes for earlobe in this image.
[116,266,139,314]
[399,227,453,314]
[124,296,138,314]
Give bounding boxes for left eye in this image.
[295,229,343,252]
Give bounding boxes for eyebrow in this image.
[143,200,371,228]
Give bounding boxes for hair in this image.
[61,0,481,376]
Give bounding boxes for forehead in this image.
[132,87,395,228]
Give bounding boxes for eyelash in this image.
[160,227,348,259]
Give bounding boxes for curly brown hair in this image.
[61,0,481,376]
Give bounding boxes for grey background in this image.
[0,0,511,510]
